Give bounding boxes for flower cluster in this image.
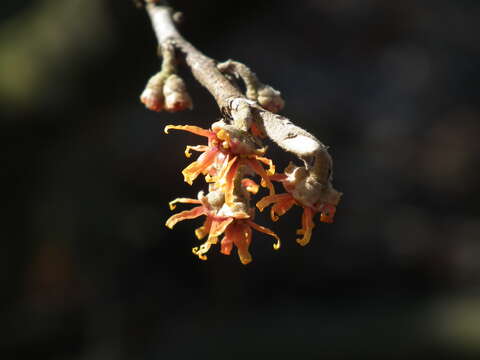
[257,162,341,247]
[166,191,279,265]
[139,1,342,265]
[141,73,193,112]
[164,120,341,264]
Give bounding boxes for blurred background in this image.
[2,0,480,359]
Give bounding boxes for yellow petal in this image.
[185,145,208,158]
[245,158,275,197]
[242,178,259,194]
[165,206,205,229]
[208,218,234,240]
[195,217,212,240]
[271,195,296,222]
[225,166,241,206]
[168,197,201,210]
[164,124,213,138]
[247,220,281,250]
[296,207,315,246]
[231,223,253,265]
[181,149,218,185]
[255,156,275,176]
[256,193,292,212]
[192,240,212,261]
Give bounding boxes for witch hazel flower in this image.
[163,121,283,264]
[166,190,280,265]
[257,159,342,246]
[139,2,343,266]
[164,121,275,205]
[163,118,341,262]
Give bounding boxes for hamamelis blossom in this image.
[165,192,280,265]
[257,163,341,246]
[141,3,343,265]
[164,122,275,205]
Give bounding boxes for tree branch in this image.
[146,4,242,108]
[143,0,341,208]
[141,1,343,263]
[147,4,326,161]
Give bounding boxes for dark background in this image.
[2,0,480,359]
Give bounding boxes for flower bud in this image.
[163,74,193,112]
[140,72,166,112]
[257,85,285,113]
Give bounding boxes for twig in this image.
[144,3,335,181]
[141,1,342,263]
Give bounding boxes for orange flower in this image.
[256,166,338,246]
[219,218,280,265]
[256,194,303,246]
[166,196,280,264]
[213,153,275,205]
[165,124,275,204]
[164,125,220,185]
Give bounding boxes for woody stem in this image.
[144,1,334,185]
[146,3,242,108]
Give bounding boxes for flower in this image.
[165,192,280,265]
[164,123,276,205]
[256,162,341,246]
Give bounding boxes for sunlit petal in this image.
[245,158,275,196]
[241,178,259,194]
[247,220,281,250]
[296,207,315,246]
[256,193,292,212]
[165,206,205,229]
[182,149,218,185]
[230,222,252,265]
[185,145,208,158]
[255,156,275,176]
[168,197,201,210]
[164,124,213,138]
[209,217,234,240]
[195,218,212,240]
[192,241,212,261]
[271,196,296,222]
[220,231,234,255]
[221,157,239,205]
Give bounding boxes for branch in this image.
[141,1,342,262]
[144,2,328,170]
[217,59,285,113]
[146,3,242,108]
